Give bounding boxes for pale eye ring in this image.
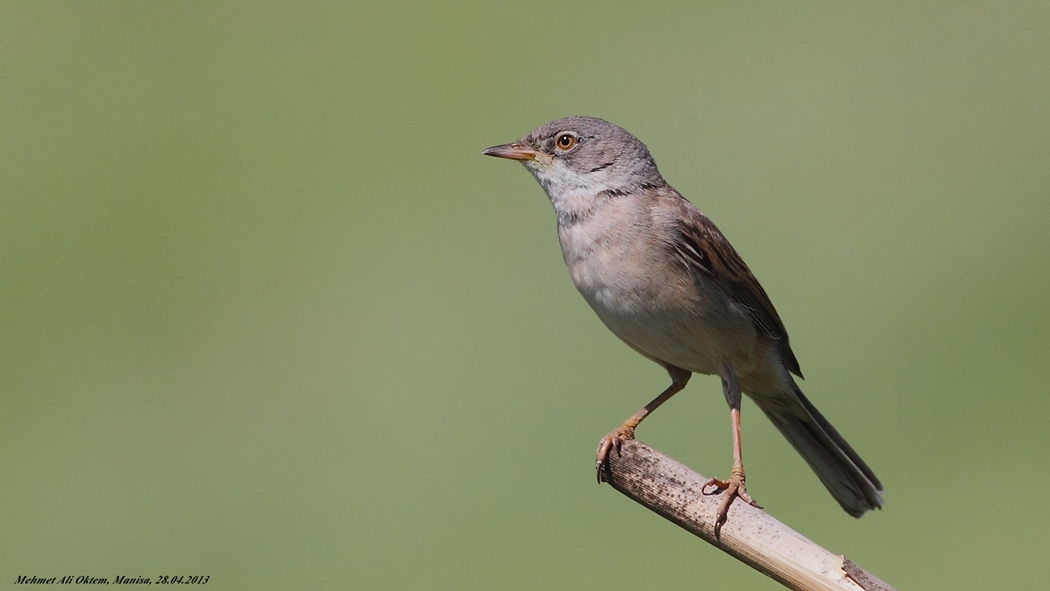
[555,133,577,150]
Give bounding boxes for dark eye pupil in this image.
[559,135,572,146]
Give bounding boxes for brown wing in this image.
[670,201,803,378]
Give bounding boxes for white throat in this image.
[526,159,622,221]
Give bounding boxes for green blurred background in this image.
[2,2,1048,589]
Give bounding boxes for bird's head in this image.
[483,116,666,199]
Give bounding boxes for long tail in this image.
[755,380,884,517]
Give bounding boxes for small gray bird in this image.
[484,116,883,532]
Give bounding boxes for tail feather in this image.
[756,381,884,517]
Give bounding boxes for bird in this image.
[483,116,883,534]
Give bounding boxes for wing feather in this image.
[670,202,803,377]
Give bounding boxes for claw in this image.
[704,465,760,538]
[595,425,636,483]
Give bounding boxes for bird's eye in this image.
[555,133,577,150]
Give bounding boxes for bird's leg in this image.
[705,363,760,537]
[596,366,691,482]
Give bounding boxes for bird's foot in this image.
[595,424,637,483]
[703,464,760,538]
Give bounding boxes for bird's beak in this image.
[482,142,539,161]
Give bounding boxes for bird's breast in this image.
[557,211,657,313]
[555,210,764,377]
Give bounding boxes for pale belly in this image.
[568,255,767,379]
